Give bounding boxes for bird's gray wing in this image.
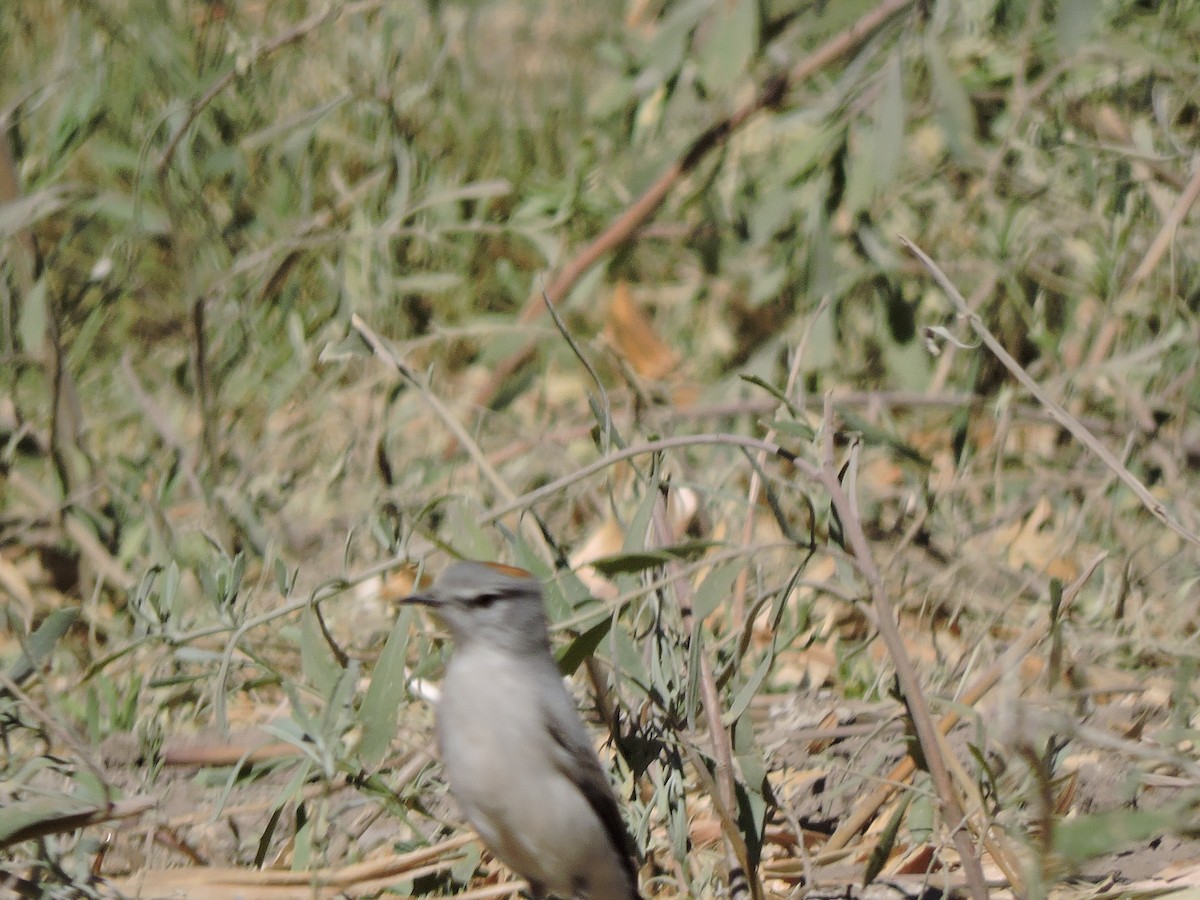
[539,690,641,891]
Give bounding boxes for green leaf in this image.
[443,500,498,562]
[319,329,374,363]
[410,178,512,215]
[294,802,314,869]
[0,189,68,239]
[925,40,975,160]
[451,842,483,885]
[319,664,358,764]
[884,335,932,392]
[779,123,840,182]
[358,608,413,769]
[739,374,799,417]
[1053,803,1200,865]
[764,418,816,441]
[638,0,706,83]
[696,0,759,93]
[693,562,741,622]
[588,73,636,119]
[842,121,876,217]
[837,408,930,467]
[748,265,788,307]
[908,789,933,843]
[300,605,341,696]
[1057,0,1101,55]
[863,792,912,885]
[5,607,79,687]
[163,560,183,628]
[733,716,768,868]
[681,621,708,731]
[748,184,795,250]
[0,796,101,849]
[18,277,48,355]
[275,559,294,596]
[391,272,463,294]
[587,548,705,577]
[624,464,663,559]
[556,617,613,678]
[803,191,835,298]
[873,51,905,191]
[722,642,773,727]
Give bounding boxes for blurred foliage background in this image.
[2,0,1199,896]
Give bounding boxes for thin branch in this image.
[1125,156,1200,290]
[901,235,1200,549]
[653,494,761,900]
[156,1,385,178]
[456,0,918,447]
[107,833,478,896]
[732,297,829,627]
[479,434,804,525]
[540,284,613,452]
[350,313,517,505]
[817,394,989,900]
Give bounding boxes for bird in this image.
[404,560,642,900]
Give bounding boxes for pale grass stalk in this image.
[901,235,1200,549]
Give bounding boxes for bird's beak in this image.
[401,591,438,607]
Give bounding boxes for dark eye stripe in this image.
[471,592,503,608]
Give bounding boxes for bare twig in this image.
[816,395,989,900]
[1124,156,1200,289]
[350,313,517,505]
[653,494,761,900]
[901,235,1200,549]
[455,0,917,449]
[108,833,477,898]
[155,1,385,178]
[732,297,829,628]
[824,552,1107,851]
[480,434,804,525]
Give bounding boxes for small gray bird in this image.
[404,560,641,900]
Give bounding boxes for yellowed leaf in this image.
[605,281,679,379]
[990,496,1080,580]
[569,515,625,602]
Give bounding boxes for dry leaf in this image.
[605,282,679,380]
[992,496,1079,580]
[569,515,625,602]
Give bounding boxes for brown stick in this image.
[156,1,385,178]
[1124,160,1200,290]
[823,552,1106,851]
[902,235,1200,549]
[0,796,156,851]
[815,396,989,900]
[454,0,917,452]
[653,495,762,900]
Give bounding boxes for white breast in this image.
[436,646,628,898]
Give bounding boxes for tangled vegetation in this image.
[2,1,1199,897]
